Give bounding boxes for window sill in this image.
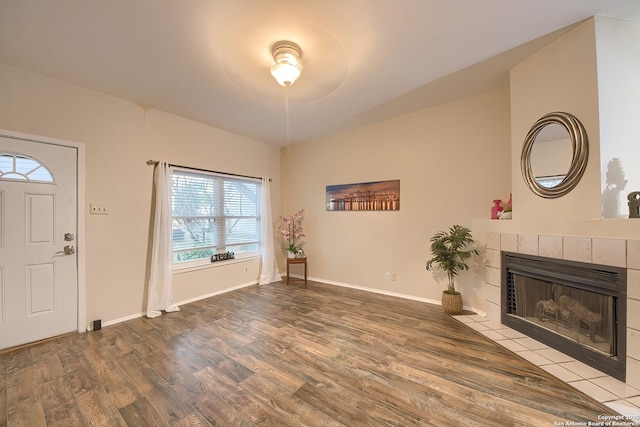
[172,254,261,275]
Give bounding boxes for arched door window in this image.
[0,153,54,183]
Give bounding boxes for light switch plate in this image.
[90,203,109,215]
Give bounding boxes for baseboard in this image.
[87,277,485,332]
[87,311,144,331]
[306,275,486,317]
[174,280,258,306]
[87,280,259,331]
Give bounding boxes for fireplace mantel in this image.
[482,230,640,389]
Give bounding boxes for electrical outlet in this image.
[385,272,391,280]
[391,272,398,281]
[90,203,109,215]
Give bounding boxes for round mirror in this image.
[521,112,589,198]
[530,123,572,188]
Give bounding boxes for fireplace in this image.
[501,251,627,381]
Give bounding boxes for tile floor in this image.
[453,313,640,423]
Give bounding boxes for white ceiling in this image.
[1,0,639,145]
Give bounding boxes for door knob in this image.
[56,245,75,255]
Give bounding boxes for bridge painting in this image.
[326,180,400,211]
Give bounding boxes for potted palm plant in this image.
[426,224,479,314]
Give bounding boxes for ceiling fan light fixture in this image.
[270,41,302,87]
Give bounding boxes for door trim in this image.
[0,128,86,333]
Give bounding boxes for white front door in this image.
[0,135,78,349]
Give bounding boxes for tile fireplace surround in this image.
[478,232,640,418]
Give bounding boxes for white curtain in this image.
[146,161,180,318]
[259,177,282,285]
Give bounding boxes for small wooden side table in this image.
[286,257,307,286]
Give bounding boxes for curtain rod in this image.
[146,160,270,181]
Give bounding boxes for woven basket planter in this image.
[441,291,463,314]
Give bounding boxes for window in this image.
[536,175,565,189]
[171,169,260,264]
[0,153,54,183]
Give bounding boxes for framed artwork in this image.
[326,180,400,211]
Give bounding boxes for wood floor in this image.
[0,280,618,426]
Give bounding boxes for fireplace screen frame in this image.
[501,251,627,381]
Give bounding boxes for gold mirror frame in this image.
[521,112,589,199]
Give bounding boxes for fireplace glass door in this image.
[509,274,615,357]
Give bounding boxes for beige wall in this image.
[280,88,512,310]
[477,18,640,388]
[596,16,640,218]
[0,62,281,328]
[510,18,601,225]
[485,17,640,240]
[506,16,640,228]
[476,16,640,312]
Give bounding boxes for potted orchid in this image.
[278,209,305,258]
